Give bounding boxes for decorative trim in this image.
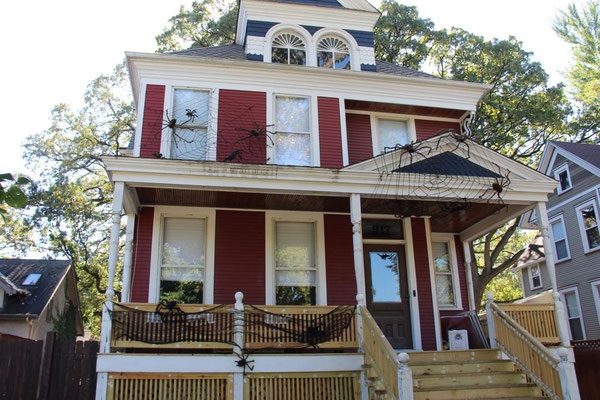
[358,46,375,66]
[245,36,265,56]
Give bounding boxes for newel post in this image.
[356,294,369,400]
[553,292,571,347]
[557,347,581,400]
[485,292,496,348]
[397,353,413,400]
[233,292,245,400]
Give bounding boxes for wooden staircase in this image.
[409,349,550,400]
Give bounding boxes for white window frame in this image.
[554,163,572,194]
[270,31,308,66]
[575,199,600,253]
[559,286,586,341]
[528,264,543,290]
[549,214,571,262]
[149,206,216,304]
[265,211,327,305]
[591,280,600,327]
[431,233,463,310]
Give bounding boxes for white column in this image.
[233,292,245,400]
[397,353,414,400]
[350,194,366,297]
[121,213,136,303]
[485,292,496,348]
[462,241,477,311]
[557,347,581,400]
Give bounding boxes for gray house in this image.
[519,141,600,341]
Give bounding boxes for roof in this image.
[169,45,440,79]
[550,141,600,170]
[393,152,502,177]
[0,259,72,317]
[0,271,27,296]
[516,235,545,270]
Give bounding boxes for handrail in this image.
[359,305,399,399]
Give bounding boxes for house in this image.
[519,141,600,342]
[95,0,580,398]
[0,259,84,341]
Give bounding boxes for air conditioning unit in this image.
[448,329,469,350]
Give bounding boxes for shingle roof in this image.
[169,45,439,79]
[517,235,545,268]
[0,271,27,296]
[551,141,600,170]
[393,152,502,177]
[0,259,71,317]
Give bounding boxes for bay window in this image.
[274,96,311,166]
[170,88,210,160]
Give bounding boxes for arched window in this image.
[317,37,351,70]
[271,32,306,65]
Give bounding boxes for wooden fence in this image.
[0,332,98,400]
[572,339,600,400]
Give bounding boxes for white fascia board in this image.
[104,157,557,203]
[538,142,556,174]
[242,0,380,31]
[552,145,600,178]
[124,53,491,112]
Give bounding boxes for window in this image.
[271,32,306,65]
[529,264,542,289]
[377,119,409,153]
[576,201,600,252]
[160,217,206,303]
[561,288,585,340]
[317,37,351,70]
[275,221,316,305]
[274,96,311,166]
[550,216,570,261]
[170,89,210,160]
[432,241,458,308]
[591,280,600,326]
[554,164,572,194]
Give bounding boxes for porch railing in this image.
[500,303,560,344]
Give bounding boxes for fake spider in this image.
[235,353,255,374]
[480,171,511,204]
[223,150,243,162]
[435,129,472,158]
[395,141,432,167]
[235,123,276,146]
[162,110,178,131]
[185,108,198,123]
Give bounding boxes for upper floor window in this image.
[554,164,572,194]
[377,119,409,153]
[576,200,600,252]
[171,89,209,160]
[271,32,306,65]
[317,37,351,70]
[550,216,570,261]
[529,264,542,289]
[274,95,311,166]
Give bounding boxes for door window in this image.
[369,251,401,302]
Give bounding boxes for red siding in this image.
[318,97,343,168]
[415,119,461,141]
[130,207,154,302]
[140,85,165,158]
[214,210,265,304]
[217,90,267,164]
[324,214,356,304]
[346,113,373,165]
[411,218,437,350]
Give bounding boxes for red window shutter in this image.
[140,85,165,158]
[346,113,373,164]
[318,97,343,168]
[130,207,154,302]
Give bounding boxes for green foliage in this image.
[482,269,523,306]
[52,300,78,340]
[0,173,30,216]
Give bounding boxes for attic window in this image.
[271,33,306,65]
[22,273,42,285]
[317,37,351,70]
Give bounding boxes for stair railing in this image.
[486,293,580,400]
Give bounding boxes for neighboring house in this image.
[93,0,579,398]
[0,259,84,341]
[520,141,600,342]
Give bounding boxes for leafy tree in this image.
[0,173,29,214]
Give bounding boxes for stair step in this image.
[413,371,526,389]
[408,349,502,364]
[411,359,515,376]
[414,383,542,400]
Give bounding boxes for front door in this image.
[364,245,412,349]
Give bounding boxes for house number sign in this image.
[362,219,403,239]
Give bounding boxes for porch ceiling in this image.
[345,99,466,119]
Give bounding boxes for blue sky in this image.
[0,0,576,177]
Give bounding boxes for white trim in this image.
[148,206,216,303]
[591,280,600,328]
[548,214,571,262]
[553,163,572,195]
[431,233,463,311]
[424,218,442,350]
[345,109,461,123]
[264,211,327,305]
[133,81,147,157]
[575,199,600,254]
[541,142,600,178]
[339,97,349,166]
[402,218,422,350]
[370,115,416,155]
[559,286,587,340]
[263,24,314,66]
[528,264,543,290]
[313,28,360,72]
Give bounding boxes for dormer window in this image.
[317,37,351,70]
[271,33,306,65]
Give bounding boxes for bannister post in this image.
[558,347,581,400]
[233,292,245,400]
[485,292,496,348]
[553,292,571,347]
[356,294,369,400]
[397,353,413,400]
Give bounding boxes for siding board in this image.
[324,214,356,304]
[130,207,154,302]
[415,119,461,141]
[140,85,165,158]
[318,97,343,168]
[345,113,373,164]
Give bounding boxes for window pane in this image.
[582,206,598,229]
[559,170,571,191]
[569,318,585,340]
[436,275,455,306]
[551,220,566,241]
[170,128,207,160]
[276,270,316,286]
[275,222,315,268]
[276,96,310,133]
[289,49,306,65]
[276,286,315,305]
[173,89,209,125]
[162,218,206,266]
[274,133,311,166]
[272,47,288,64]
[334,52,351,69]
[378,119,409,153]
[586,228,600,249]
[433,242,451,272]
[556,239,569,260]
[564,292,580,318]
[369,252,401,302]
[160,280,203,304]
[161,267,204,281]
[318,51,334,68]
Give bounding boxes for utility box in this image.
[448,329,469,350]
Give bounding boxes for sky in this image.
[0,0,578,178]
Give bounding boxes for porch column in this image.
[120,213,136,303]
[534,201,570,346]
[350,194,366,298]
[462,241,477,311]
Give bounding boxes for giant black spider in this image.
[393,141,433,167]
[235,123,276,146]
[480,171,511,204]
[234,351,255,374]
[223,150,243,162]
[435,129,472,159]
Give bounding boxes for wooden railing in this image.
[360,305,400,399]
[500,303,560,344]
[244,372,361,400]
[490,302,562,399]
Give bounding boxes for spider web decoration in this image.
[368,129,514,217]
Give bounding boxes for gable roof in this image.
[516,235,545,270]
[551,141,600,170]
[393,152,502,177]
[539,141,600,177]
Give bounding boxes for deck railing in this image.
[500,303,560,344]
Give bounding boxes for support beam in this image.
[459,204,532,243]
[462,241,476,311]
[121,213,136,303]
[350,194,366,298]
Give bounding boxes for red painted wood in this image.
[130,207,154,302]
[214,210,265,304]
[345,113,373,164]
[217,90,267,164]
[318,97,343,168]
[324,214,356,305]
[415,119,461,141]
[140,85,165,158]
[411,217,437,350]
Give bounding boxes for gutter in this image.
[0,313,39,320]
